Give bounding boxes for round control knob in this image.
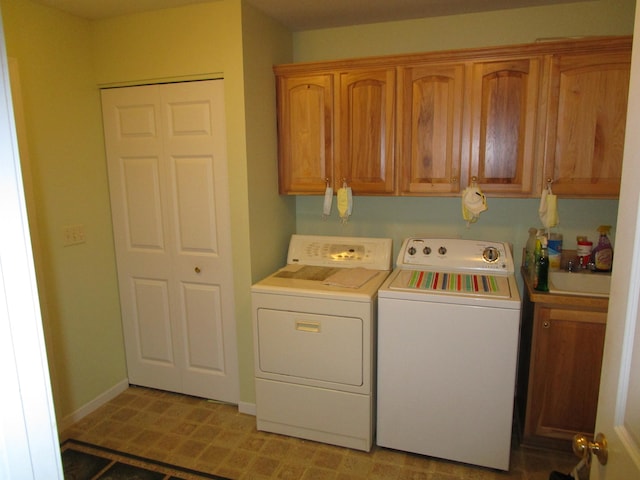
[423,246,431,255]
[408,246,417,255]
[438,246,447,255]
[482,247,500,263]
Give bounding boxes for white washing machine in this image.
[251,234,392,451]
[377,237,521,471]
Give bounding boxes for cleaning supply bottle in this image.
[592,225,613,272]
[577,236,593,269]
[534,237,549,292]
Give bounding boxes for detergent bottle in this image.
[592,225,613,272]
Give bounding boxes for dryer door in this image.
[256,308,363,387]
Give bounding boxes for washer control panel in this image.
[397,237,514,274]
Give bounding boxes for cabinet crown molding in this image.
[274,36,632,74]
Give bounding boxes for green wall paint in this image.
[296,196,618,272]
[241,4,295,403]
[241,3,295,283]
[294,0,636,61]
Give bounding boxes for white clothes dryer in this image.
[376,237,521,470]
[251,234,392,451]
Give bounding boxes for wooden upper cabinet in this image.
[469,58,542,195]
[398,63,465,194]
[275,36,631,197]
[336,69,396,194]
[277,73,334,194]
[277,69,395,195]
[543,50,631,197]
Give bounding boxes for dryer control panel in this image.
[287,235,392,270]
[397,237,515,274]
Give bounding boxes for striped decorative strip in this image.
[405,271,502,294]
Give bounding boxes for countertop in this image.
[520,267,609,310]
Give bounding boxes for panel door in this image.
[593,18,640,477]
[398,63,465,194]
[525,307,606,448]
[101,80,239,403]
[337,69,395,194]
[277,73,334,194]
[543,51,631,197]
[469,58,542,195]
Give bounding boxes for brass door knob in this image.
[573,432,608,466]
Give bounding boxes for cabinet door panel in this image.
[544,53,630,197]
[337,69,395,194]
[398,64,464,194]
[470,59,541,195]
[278,74,334,194]
[528,307,606,440]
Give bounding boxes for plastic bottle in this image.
[547,233,562,270]
[592,225,613,272]
[534,237,549,292]
[577,236,593,269]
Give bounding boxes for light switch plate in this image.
[63,224,86,246]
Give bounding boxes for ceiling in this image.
[32,0,586,31]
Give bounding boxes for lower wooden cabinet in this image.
[517,279,607,451]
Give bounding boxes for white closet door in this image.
[101,80,238,403]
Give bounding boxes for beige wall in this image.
[93,0,295,407]
[1,0,293,417]
[1,0,126,418]
[0,0,635,420]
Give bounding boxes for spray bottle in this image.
[591,225,613,272]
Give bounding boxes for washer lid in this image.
[287,234,392,270]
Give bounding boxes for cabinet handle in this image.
[543,321,550,328]
[194,267,201,273]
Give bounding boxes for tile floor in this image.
[60,386,585,480]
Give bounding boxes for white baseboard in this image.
[238,401,256,416]
[57,379,129,432]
